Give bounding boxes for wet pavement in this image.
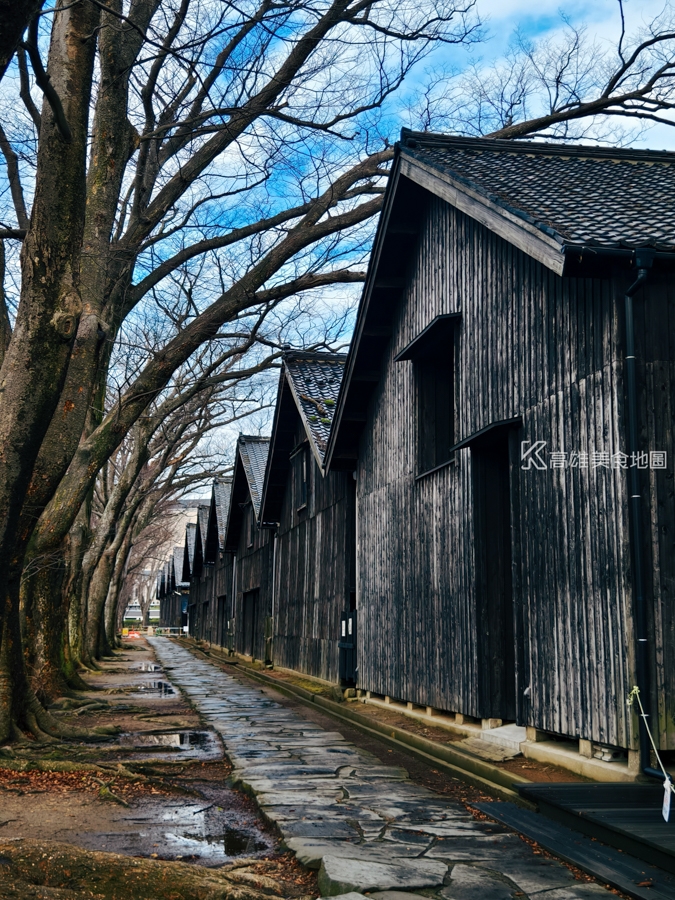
[149,638,614,900]
[114,728,222,760]
[73,783,276,866]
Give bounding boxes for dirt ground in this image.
[0,639,612,899]
[0,639,317,900]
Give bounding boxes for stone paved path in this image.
[149,638,612,900]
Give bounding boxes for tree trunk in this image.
[83,492,143,664]
[0,242,11,368]
[0,0,99,741]
[0,0,43,83]
[21,546,71,703]
[83,544,116,665]
[65,511,90,678]
[104,532,132,651]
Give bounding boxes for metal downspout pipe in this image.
[623,253,661,779]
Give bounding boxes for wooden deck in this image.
[517,782,675,876]
[477,800,675,900]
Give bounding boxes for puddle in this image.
[224,826,255,854]
[136,662,162,673]
[115,730,221,760]
[164,825,270,862]
[76,792,276,866]
[137,681,175,694]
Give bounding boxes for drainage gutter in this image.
[622,253,660,780]
[195,645,531,802]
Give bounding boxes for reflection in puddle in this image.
[223,826,264,855]
[137,680,175,694]
[79,794,275,866]
[164,826,269,862]
[137,662,162,672]
[116,730,220,760]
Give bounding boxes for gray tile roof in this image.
[239,436,270,519]
[197,504,210,559]
[213,477,232,548]
[185,522,197,573]
[285,352,346,464]
[401,131,675,251]
[173,546,188,588]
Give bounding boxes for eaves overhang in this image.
[325,151,408,473]
[259,370,294,526]
[399,152,566,276]
[223,444,249,554]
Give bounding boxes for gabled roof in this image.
[196,503,209,572]
[197,504,209,557]
[401,131,675,268]
[204,477,232,563]
[325,130,675,471]
[212,477,232,547]
[260,351,346,523]
[286,352,346,462]
[173,545,189,588]
[223,435,270,553]
[239,436,269,518]
[182,521,197,582]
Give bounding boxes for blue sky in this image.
[380,0,675,149]
[448,0,675,149]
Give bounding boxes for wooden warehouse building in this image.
[326,131,675,769]
[186,477,233,645]
[223,435,273,662]
[260,351,356,684]
[158,546,190,629]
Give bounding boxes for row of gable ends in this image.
[157,546,190,599]
[178,350,348,564]
[223,435,270,552]
[179,476,233,582]
[324,129,675,472]
[260,350,346,525]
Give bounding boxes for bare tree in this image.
[0,0,480,741]
[409,4,675,141]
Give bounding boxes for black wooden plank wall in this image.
[636,277,675,751]
[356,193,675,750]
[273,420,355,683]
[188,550,235,646]
[232,506,274,661]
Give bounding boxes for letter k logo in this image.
[521,440,547,470]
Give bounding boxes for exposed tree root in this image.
[0,839,299,900]
[65,670,93,692]
[97,784,129,806]
[9,721,27,744]
[0,756,104,773]
[26,687,118,742]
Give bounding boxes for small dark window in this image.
[417,340,455,474]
